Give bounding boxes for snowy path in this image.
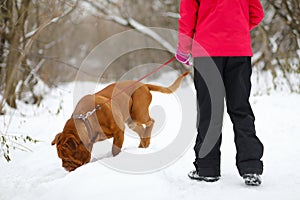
[1,74,300,200]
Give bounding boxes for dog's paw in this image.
[112,146,121,156]
[138,140,150,148]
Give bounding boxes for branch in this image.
[127,18,175,53]
[161,12,180,19]
[267,0,300,34]
[25,0,79,39]
[0,0,79,109]
[82,0,128,25]
[23,58,45,86]
[83,0,175,53]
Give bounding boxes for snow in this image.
[1,71,300,200]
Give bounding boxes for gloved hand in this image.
[175,49,191,66]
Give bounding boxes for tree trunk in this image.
[3,0,30,108]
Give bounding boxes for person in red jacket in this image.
[176,0,264,186]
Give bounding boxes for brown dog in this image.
[52,71,189,171]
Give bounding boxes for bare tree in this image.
[0,0,79,162]
[0,0,78,113]
[252,0,300,92]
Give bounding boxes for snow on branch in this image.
[1,1,79,109]
[127,18,175,53]
[82,0,175,54]
[25,0,79,39]
[161,12,180,19]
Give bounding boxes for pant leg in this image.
[193,57,224,176]
[223,57,264,176]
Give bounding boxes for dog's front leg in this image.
[112,130,124,156]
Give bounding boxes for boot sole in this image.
[188,174,220,182]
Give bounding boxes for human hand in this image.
[175,49,192,66]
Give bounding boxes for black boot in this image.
[242,174,262,186]
[188,170,220,182]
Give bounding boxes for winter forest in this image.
[1,0,300,200]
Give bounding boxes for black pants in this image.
[193,57,264,177]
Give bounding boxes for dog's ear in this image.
[51,133,62,145]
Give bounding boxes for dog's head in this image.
[51,129,91,172]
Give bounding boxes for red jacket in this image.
[178,0,264,56]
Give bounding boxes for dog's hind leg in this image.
[127,119,145,135]
[139,118,155,148]
[129,87,155,148]
[127,118,154,148]
[127,119,146,147]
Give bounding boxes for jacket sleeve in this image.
[249,0,264,30]
[178,0,199,54]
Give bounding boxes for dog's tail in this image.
[146,71,190,94]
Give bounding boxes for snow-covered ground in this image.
[1,71,300,200]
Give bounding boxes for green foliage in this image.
[0,133,39,162]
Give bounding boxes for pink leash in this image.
[73,56,177,120]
